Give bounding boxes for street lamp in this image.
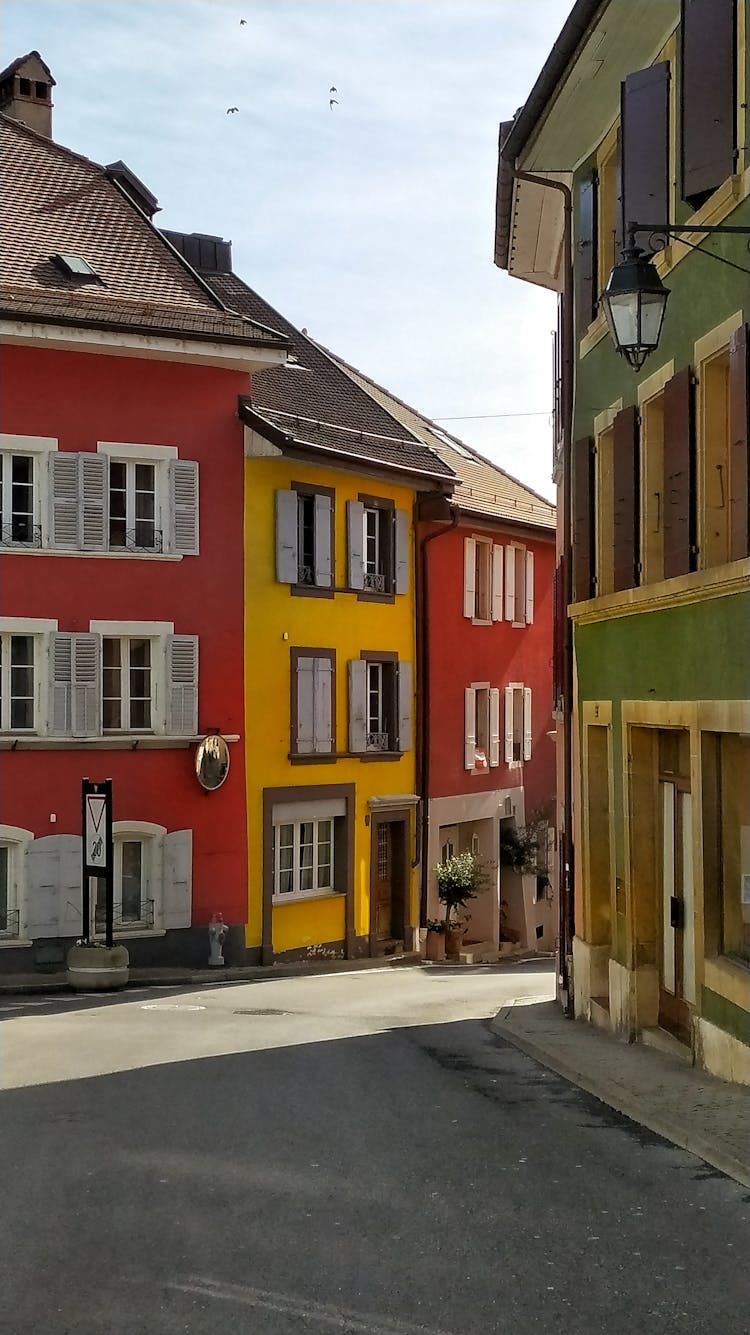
[603,221,750,371]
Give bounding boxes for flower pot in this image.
[66,943,129,991]
[445,926,466,959]
[425,931,446,962]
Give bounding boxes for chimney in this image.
[0,51,55,138]
[161,231,233,275]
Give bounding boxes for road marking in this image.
[168,1277,454,1335]
[140,1003,207,1012]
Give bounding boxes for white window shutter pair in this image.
[276,490,332,587]
[51,453,107,551]
[296,656,333,754]
[464,686,476,769]
[162,829,193,930]
[463,538,476,619]
[166,635,199,736]
[49,633,101,737]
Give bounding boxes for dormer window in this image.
[19,78,31,95]
[51,254,102,284]
[35,82,48,100]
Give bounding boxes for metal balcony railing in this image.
[0,523,42,548]
[366,731,391,752]
[364,571,386,593]
[0,908,20,937]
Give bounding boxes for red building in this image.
[330,360,557,953]
[0,59,287,971]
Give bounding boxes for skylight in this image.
[51,253,102,283]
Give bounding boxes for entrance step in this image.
[458,940,501,964]
[589,995,611,1032]
[373,938,404,959]
[640,1025,693,1065]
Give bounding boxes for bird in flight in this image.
[240,17,247,24]
[330,85,337,93]
[226,106,239,114]
[329,98,338,110]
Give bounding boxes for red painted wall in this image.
[0,344,249,925]
[422,518,556,818]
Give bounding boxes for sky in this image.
[3,0,573,501]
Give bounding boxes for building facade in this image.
[496,0,750,1081]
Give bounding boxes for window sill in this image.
[569,557,750,624]
[0,937,32,949]
[0,733,240,751]
[1,548,184,561]
[93,929,167,941]
[291,584,334,600]
[272,891,343,908]
[356,590,396,605]
[288,750,404,763]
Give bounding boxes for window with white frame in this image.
[0,632,36,731]
[464,683,500,771]
[504,545,535,626]
[109,459,158,552]
[0,844,18,936]
[348,657,412,755]
[346,499,409,596]
[103,637,153,731]
[273,818,334,899]
[463,537,503,623]
[0,452,36,546]
[89,823,192,935]
[504,683,532,765]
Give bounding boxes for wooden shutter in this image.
[397,660,412,753]
[313,493,332,587]
[49,632,72,735]
[504,685,514,764]
[681,0,736,204]
[573,436,595,600]
[25,835,64,939]
[166,634,198,736]
[50,453,80,549]
[463,537,476,618]
[169,459,199,556]
[80,453,107,551]
[295,656,316,753]
[275,489,298,584]
[612,405,640,591]
[348,659,367,752]
[525,551,535,624]
[523,687,533,761]
[489,688,500,767]
[394,510,409,594]
[71,633,101,737]
[663,368,695,577]
[58,835,83,938]
[313,657,333,753]
[729,323,749,560]
[504,546,517,622]
[576,173,597,333]
[491,545,504,621]
[162,829,193,930]
[464,687,476,770]
[621,63,670,254]
[347,501,365,590]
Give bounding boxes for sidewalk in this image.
[492,998,750,1189]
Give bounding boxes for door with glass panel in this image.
[659,774,695,1043]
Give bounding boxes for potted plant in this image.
[435,851,487,958]
[425,919,446,962]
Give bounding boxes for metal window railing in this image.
[0,523,42,548]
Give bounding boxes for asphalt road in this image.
[1,962,747,1335]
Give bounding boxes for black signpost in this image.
[81,778,114,947]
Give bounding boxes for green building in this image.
[495,0,749,1082]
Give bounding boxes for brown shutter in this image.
[576,173,597,334]
[621,63,670,254]
[573,436,595,600]
[729,323,749,560]
[612,406,640,591]
[681,0,736,205]
[663,368,695,578]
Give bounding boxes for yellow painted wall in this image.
[244,453,419,953]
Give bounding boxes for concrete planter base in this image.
[66,944,130,991]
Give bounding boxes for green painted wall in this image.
[701,986,750,1047]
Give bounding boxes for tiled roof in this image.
[0,114,287,347]
[322,349,556,531]
[204,270,455,481]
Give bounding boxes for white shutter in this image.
[491,545,504,621]
[347,501,365,590]
[489,688,500,767]
[71,634,101,737]
[80,453,107,551]
[166,635,199,736]
[58,835,83,938]
[313,657,333,753]
[162,829,192,930]
[275,489,298,583]
[523,687,533,760]
[394,510,409,595]
[169,459,199,555]
[313,493,332,588]
[505,546,517,622]
[296,656,315,754]
[49,632,72,735]
[525,551,535,624]
[397,660,412,753]
[463,538,476,619]
[348,659,367,752]
[504,685,514,763]
[25,836,64,939]
[50,453,80,549]
[464,686,476,770]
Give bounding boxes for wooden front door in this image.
[659,779,696,1042]
[371,819,406,949]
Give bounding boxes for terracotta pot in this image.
[445,927,465,958]
[425,931,446,962]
